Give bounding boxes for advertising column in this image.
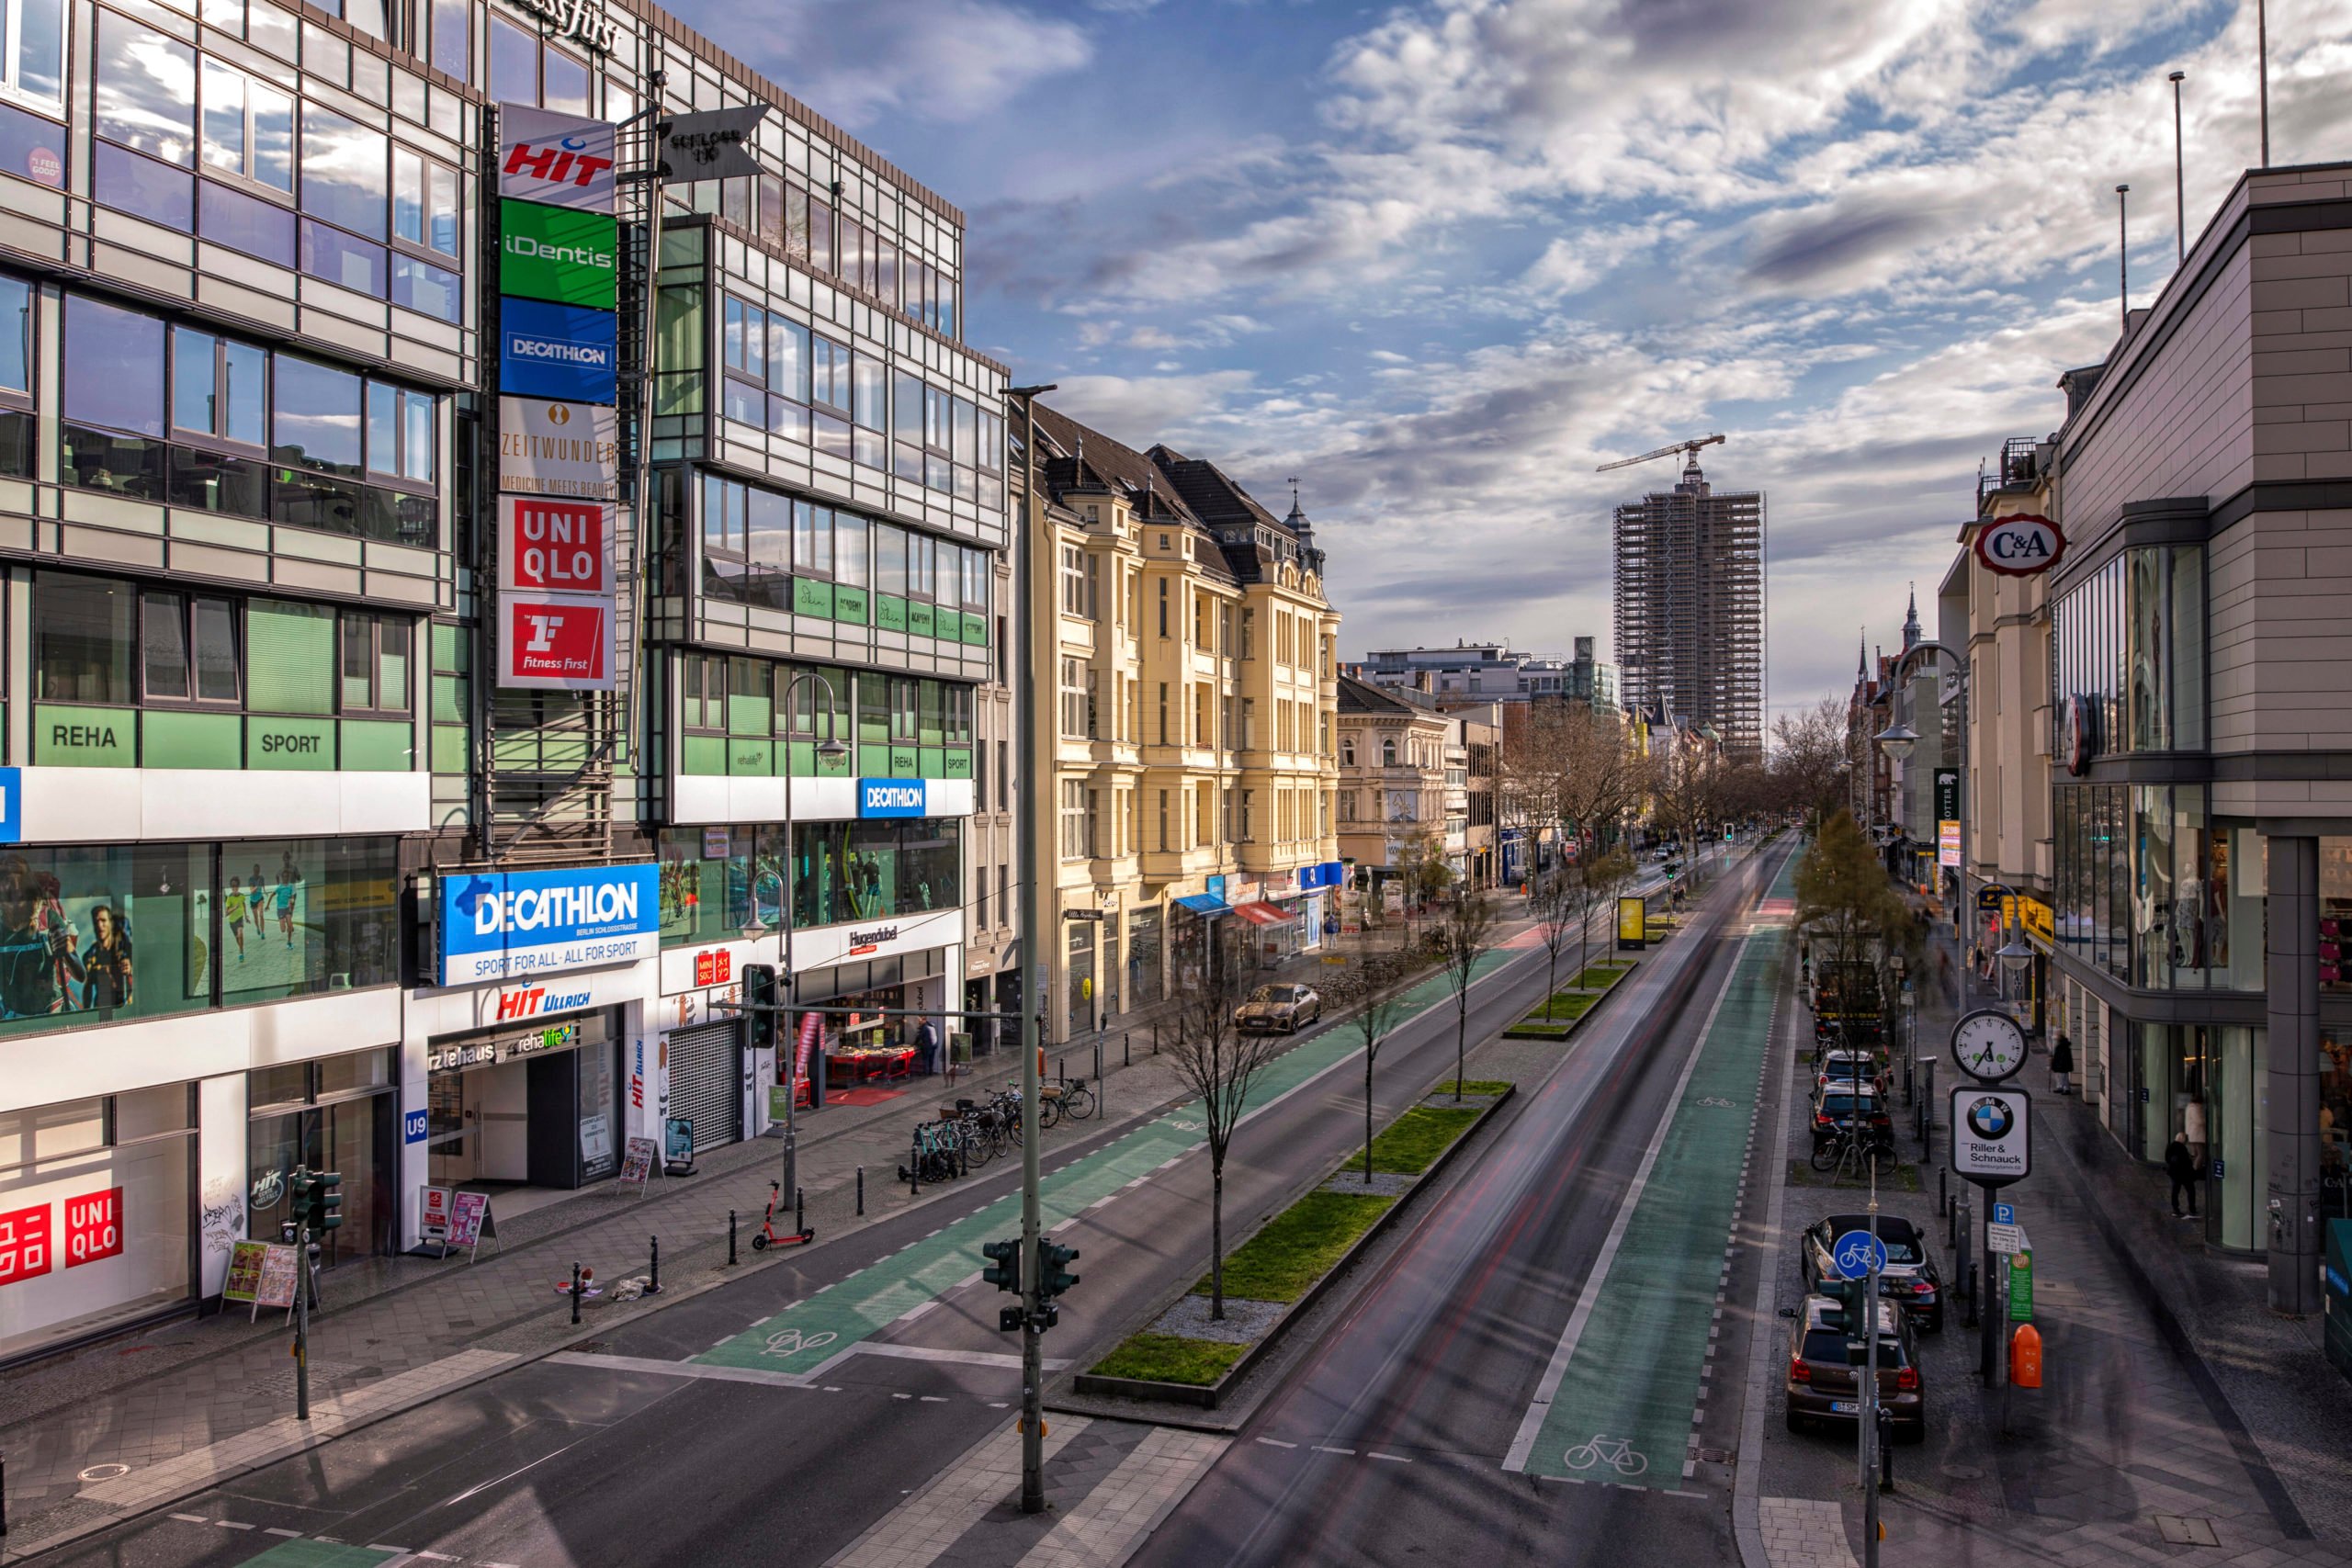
[495,107,621,694]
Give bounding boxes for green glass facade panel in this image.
[918,747,943,779]
[728,694,772,737]
[433,621,467,671]
[833,586,869,625]
[247,601,335,716]
[246,716,336,770]
[140,710,242,770]
[908,601,935,638]
[432,671,465,724]
[430,724,469,774]
[33,705,134,767]
[499,198,619,309]
[888,744,918,777]
[684,735,729,775]
[967,612,990,647]
[340,719,414,771]
[941,747,973,780]
[858,744,892,777]
[794,578,834,618]
[728,738,775,775]
[875,594,907,633]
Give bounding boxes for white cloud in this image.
[723,0,1091,127]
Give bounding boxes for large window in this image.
[62,296,438,544]
[0,0,63,105]
[657,818,960,942]
[2052,545,2205,764]
[0,271,33,476]
[217,837,401,1003]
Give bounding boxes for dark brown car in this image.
[1782,1294,1925,1439]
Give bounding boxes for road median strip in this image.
[1503,958,1640,1040]
[1074,1085,1514,1409]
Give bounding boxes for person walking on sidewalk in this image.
[2165,1132,2201,1218]
[914,1016,941,1077]
[2050,1033,2075,1096]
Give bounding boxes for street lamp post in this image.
[741,670,848,1209]
[1008,380,1057,1516]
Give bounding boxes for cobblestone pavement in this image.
[1736,910,2352,1568]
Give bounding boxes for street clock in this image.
[1950,1009,2029,1083]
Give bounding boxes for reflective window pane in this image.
[271,356,363,474]
[198,178,296,265]
[64,295,165,437]
[95,16,195,165]
[299,106,385,240]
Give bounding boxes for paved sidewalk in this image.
[1741,912,2352,1568]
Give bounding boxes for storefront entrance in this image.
[664,1021,743,1156]
[424,1010,622,1199]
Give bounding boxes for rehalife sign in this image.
[1974,513,2065,577]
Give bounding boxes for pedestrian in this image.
[2049,1032,2075,1096]
[2165,1132,2200,1219]
[915,1015,941,1077]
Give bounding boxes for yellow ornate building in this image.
[1022,405,1342,1043]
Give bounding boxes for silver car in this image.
[1234,983,1321,1033]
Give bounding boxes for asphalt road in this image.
[1129,841,1794,1568]
[21,862,1723,1568]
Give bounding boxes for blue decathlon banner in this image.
[499,298,618,403]
[858,778,928,818]
[436,862,658,986]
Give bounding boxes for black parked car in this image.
[1797,1213,1945,1332]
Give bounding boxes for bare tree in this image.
[1332,953,1412,1183]
[1574,846,1636,983]
[1167,959,1283,1320]
[1435,889,1498,1100]
[1770,697,1850,826]
[1530,868,1578,1009]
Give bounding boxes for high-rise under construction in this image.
[1611,456,1766,760]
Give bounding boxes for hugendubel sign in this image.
[1974,513,2065,577]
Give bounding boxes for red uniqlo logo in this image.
[503,497,610,593]
[63,1188,122,1268]
[507,598,609,682]
[0,1201,51,1285]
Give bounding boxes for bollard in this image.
[571,1261,582,1325]
[1939,1168,1949,1224]
[1,1448,7,1538]
[647,1235,661,1297]
[728,1210,738,1266]
[1094,1039,1103,1089]
[1877,1408,1896,1492]
[856,1164,865,1215]
[1124,1032,1131,1068]
[1058,1055,1067,1085]
[796,1187,806,1237]
[1153,1021,1160,1056]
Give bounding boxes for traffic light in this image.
[1036,1239,1080,1300]
[980,1238,1021,1292]
[284,1168,312,1228]
[1816,1273,1872,1362]
[743,964,779,1052]
[307,1169,343,1234]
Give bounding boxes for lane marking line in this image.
[1256,1437,1298,1450]
[1502,930,1758,1472]
[171,1515,209,1525]
[1312,1446,1357,1456]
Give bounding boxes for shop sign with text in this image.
[497,106,616,211]
[499,298,617,404]
[501,593,614,691]
[437,862,660,984]
[499,496,612,595]
[500,198,618,309]
[1975,513,2066,578]
[498,397,618,499]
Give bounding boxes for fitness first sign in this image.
[436,863,660,985]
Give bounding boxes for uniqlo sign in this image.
[503,594,615,691]
[63,1187,123,1267]
[500,496,612,594]
[0,1201,51,1285]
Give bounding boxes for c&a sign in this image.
[1974,513,2065,578]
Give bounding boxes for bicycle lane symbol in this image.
[1563,1434,1648,1477]
[759,1325,840,1364]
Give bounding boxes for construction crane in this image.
[1595,433,1725,473]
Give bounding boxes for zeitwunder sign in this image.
[436,863,660,985]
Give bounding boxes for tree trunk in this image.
[1210,1163,1226,1320]
[1454,996,1467,1100]
[1545,942,1558,1018]
[1363,1055,1374,1183]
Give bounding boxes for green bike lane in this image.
[1514,859,1794,1486]
[694,949,1523,1377]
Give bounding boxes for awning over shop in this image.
[1174,894,1228,915]
[1231,901,1286,925]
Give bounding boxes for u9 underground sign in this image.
[1950,1087,2031,1188]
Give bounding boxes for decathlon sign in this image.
[859,779,929,818]
[1974,513,2065,578]
[500,299,617,404]
[436,863,660,985]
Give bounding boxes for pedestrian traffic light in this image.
[284,1167,312,1221]
[1036,1239,1080,1300]
[743,964,779,1052]
[980,1238,1021,1292]
[1816,1273,1874,1362]
[306,1169,343,1234]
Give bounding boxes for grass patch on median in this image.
[1195,1190,1396,1303]
[1569,962,1633,988]
[1528,991,1599,1021]
[1368,1105,1485,1174]
[1442,1078,1514,1096]
[1088,1333,1248,1386]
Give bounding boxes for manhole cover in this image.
[78,1463,131,1482]
[1686,1447,1730,1464]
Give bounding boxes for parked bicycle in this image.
[1809,1120,1892,1176]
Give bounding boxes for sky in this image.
[662,0,2352,719]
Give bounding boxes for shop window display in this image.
[216,837,400,1004]
[0,844,209,1035]
[660,819,960,941]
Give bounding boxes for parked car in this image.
[1782,1294,1926,1438]
[1810,1089,1893,1140]
[1235,983,1322,1033]
[1813,1051,1893,1099]
[1797,1213,1945,1331]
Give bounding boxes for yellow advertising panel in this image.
[1616,895,1647,949]
[2018,897,2054,945]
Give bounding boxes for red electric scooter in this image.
[749,1180,816,1250]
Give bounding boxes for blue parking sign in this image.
[1993,1201,2016,1226]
